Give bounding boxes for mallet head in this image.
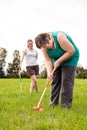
[33,106,44,112]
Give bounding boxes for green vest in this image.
[46,31,79,67]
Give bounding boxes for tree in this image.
[7,50,20,78]
[39,67,47,78]
[21,70,29,78]
[0,47,7,78]
[76,65,87,78]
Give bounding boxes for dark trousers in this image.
[50,66,76,108]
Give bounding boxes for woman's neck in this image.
[29,47,33,50]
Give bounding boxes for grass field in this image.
[0,78,87,130]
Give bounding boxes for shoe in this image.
[49,101,58,107]
[61,104,71,109]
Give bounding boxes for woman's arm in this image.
[36,50,38,59]
[41,48,53,76]
[19,51,26,67]
[54,32,75,69]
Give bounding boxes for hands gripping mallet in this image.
[33,69,55,112]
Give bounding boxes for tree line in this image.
[0,47,87,79]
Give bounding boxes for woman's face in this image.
[27,41,33,48]
[42,36,54,49]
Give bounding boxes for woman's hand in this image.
[47,69,55,82]
[54,60,60,70]
[47,72,53,82]
[18,64,21,69]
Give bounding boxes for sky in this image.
[0,0,87,70]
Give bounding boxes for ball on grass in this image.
[38,106,44,112]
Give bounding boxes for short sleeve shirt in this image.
[24,48,38,66]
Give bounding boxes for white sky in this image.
[0,0,87,69]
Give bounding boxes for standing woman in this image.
[35,31,79,108]
[19,39,39,93]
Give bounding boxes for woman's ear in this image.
[49,35,51,39]
[49,33,53,40]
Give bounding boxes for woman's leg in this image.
[61,66,76,108]
[30,75,38,92]
[26,65,39,93]
[50,67,61,106]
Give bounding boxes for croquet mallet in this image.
[33,69,55,111]
[19,68,22,92]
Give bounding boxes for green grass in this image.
[0,78,87,130]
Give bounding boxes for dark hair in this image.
[27,39,33,43]
[35,33,50,49]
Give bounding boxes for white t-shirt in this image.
[24,48,38,66]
